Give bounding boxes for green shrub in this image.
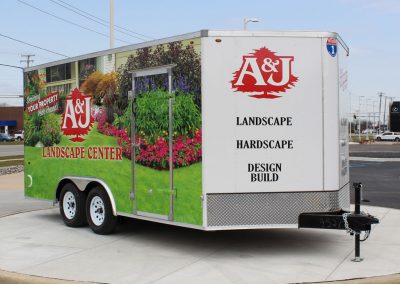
[39,113,61,146]
[123,90,202,144]
[136,90,169,143]
[173,94,201,138]
[113,100,131,131]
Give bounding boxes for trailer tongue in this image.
[299,182,379,262]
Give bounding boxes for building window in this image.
[79,58,96,85]
[46,83,71,97]
[46,63,71,83]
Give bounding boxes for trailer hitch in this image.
[298,182,379,262]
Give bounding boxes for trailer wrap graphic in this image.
[61,88,94,142]
[231,47,298,99]
[24,38,203,226]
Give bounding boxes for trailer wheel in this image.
[86,186,117,235]
[59,183,86,227]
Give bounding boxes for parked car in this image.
[375,132,400,142]
[362,129,376,134]
[13,130,24,141]
[0,133,15,142]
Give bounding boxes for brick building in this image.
[0,107,23,134]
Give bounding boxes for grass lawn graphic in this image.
[25,123,202,226]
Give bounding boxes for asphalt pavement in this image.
[349,143,400,209]
[0,145,23,157]
[350,142,400,158]
[350,161,400,209]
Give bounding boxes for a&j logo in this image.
[61,88,94,142]
[231,47,298,99]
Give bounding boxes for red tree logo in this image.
[231,47,298,99]
[61,88,94,142]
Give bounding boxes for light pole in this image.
[377,92,384,133]
[243,18,259,30]
[365,98,372,140]
[372,101,377,130]
[358,96,364,142]
[383,95,388,132]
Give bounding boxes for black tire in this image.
[59,183,87,227]
[395,137,400,142]
[86,186,117,235]
[376,137,381,141]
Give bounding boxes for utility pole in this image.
[358,96,364,141]
[383,96,388,132]
[377,92,384,134]
[372,101,377,130]
[109,0,115,49]
[387,96,395,131]
[20,54,34,67]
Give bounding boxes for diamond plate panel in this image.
[207,186,350,227]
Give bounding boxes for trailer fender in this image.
[55,176,117,216]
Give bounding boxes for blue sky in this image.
[0,0,399,113]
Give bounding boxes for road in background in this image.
[350,161,400,209]
[350,143,400,158]
[349,143,400,209]
[0,145,23,157]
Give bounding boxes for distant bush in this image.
[24,113,40,146]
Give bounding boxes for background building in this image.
[0,106,23,134]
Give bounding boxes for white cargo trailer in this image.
[24,30,358,234]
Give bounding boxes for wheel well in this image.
[55,180,99,202]
[55,178,117,216]
[85,181,102,194]
[55,179,74,202]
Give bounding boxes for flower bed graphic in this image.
[95,106,202,170]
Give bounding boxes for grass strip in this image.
[0,155,24,161]
[0,141,24,145]
[0,160,24,167]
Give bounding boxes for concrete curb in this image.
[0,269,97,284]
[312,273,400,284]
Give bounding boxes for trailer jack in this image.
[299,183,379,262]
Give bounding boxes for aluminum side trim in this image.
[117,212,204,230]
